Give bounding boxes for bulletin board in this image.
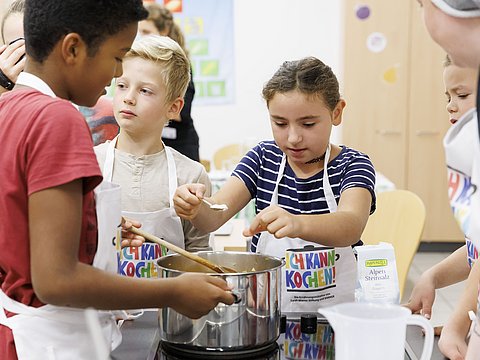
[149,0,235,105]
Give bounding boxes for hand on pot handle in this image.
[230,290,242,304]
[169,274,236,319]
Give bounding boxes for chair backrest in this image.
[361,189,426,297]
[213,143,245,171]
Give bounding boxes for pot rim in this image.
[156,250,285,276]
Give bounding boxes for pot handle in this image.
[231,291,242,304]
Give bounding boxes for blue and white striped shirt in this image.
[232,141,376,252]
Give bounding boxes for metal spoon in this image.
[127,226,237,273]
[202,198,228,211]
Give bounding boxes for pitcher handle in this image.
[407,314,434,360]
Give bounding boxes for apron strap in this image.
[0,292,10,327]
[271,155,287,206]
[476,69,480,141]
[272,144,337,213]
[0,289,41,319]
[0,289,97,325]
[104,138,178,207]
[103,136,117,183]
[322,144,337,212]
[164,146,178,208]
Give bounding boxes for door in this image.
[342,0,463,242]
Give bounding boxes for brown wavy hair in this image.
[262,57,341,111]
[143,3,188,57]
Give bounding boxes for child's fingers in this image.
[207,276,235,305]
[174,195,198,211]
[207,275,232,290]
[122,217,142,229]
[403,304,421,316]
[420,305,432,320]
[434,326,443,336]
[176,185,203,205]
[243,216,267,236]
[120,234,144,247]
[185,183,205,198]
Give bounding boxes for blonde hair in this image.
[1,0,25,44]
[125,35,190,104]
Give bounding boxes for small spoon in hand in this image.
[127,225,236,274]
[202,198,228,211]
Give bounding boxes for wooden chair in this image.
[361,190,426,298]
[200,159,211,172]
[212,143,245,171]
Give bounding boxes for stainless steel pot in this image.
[157,251,284,351]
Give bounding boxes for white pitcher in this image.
[317,302,433,360]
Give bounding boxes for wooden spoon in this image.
[127,226,237,274]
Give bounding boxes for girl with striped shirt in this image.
[173,57,376,309]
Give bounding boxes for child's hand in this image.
[120,217,144,248]
[403,271,436,319]
[243,205,298,239]
[438,320,469,359]
[173,183,206,220]
[170,273,235,319]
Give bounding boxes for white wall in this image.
[193,0,344,165]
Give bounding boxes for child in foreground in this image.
[0,1,233,359]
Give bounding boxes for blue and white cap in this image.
[431,0,480,17]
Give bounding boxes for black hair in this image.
[24,0,148,62]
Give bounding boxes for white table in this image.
[211,219,248,252]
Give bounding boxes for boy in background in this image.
[406,54,478,340]
[0,1,233,359]
[415,1,480,358]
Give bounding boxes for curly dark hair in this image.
[24,0,148,62]
[262,57,341,111]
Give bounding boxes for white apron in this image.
[444,108,480,262]
[256,144,357,313]
[103,136,184,279]
[0,72,122,359]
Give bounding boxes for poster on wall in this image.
[148,0,235,105]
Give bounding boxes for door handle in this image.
[415,130,439,136]
[376,129,401,135]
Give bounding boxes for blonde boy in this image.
[0,2,232,359]
[94,35,212,274]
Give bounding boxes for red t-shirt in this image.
[0,89,103,359]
